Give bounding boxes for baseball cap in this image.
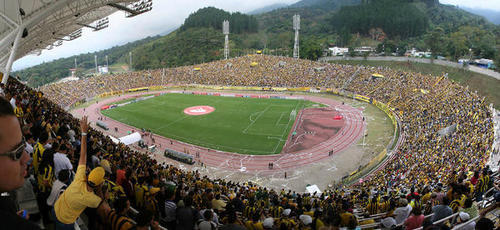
[263,217,274,228]
[283,209,291,216]
[299,215,312,225]
[149,187,161,195]
[100,160,112,174]
[459,212,470,221]
[88,167,105,187]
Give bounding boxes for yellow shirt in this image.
[314,218,325,230]
[211,199,226,211]
[340,212,355,227]
[54,165,102,224]
[359,219,375,230]
[245,221,264,230]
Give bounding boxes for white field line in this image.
[242,105,271,134]
[249,111,262,122]
[271,101,302,153]
[155,130,276,154]
[275,112,286,126]
[156,116,191,130]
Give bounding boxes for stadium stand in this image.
[1,54,499,229]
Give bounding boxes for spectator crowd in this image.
[0,54,497,230]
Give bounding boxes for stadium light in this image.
[293,14,300,59]
[55,28,82,41]
[108,0,153,18]
[76,17,109,32]
[223,20,229,60]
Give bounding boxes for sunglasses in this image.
[0,136,26,161]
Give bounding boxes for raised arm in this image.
[78,116,89,166]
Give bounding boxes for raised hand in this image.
[80,116,89,133]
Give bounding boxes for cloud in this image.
[13,0,299,71]
[439,0,500,11]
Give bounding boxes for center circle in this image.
[183,105,215,116]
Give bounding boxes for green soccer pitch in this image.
[101,93,319,155]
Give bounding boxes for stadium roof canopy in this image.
[0,0,152,84]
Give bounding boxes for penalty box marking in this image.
[243,105,295,137]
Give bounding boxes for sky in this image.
[13,0,299,71]
[12,0,500,71]
[440,0,500,10]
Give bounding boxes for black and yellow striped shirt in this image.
[106,210,135,230]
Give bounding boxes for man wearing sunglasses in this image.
[0,96,39,229]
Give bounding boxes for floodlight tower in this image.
[223,20,230,60]
[293,14,300,59]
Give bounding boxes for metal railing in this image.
[129,207,168,230]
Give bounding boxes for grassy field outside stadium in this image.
[330,60,500,109]
[102,93,322,155]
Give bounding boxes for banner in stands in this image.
[305,185,322,196]
[127,87,149,93]
[355,94,371,103]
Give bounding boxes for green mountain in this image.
[247,3,289,15]
[460,7,500,25]
[15,0,500,87]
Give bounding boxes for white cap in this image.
[459,212,470,221]
[263,217,274,228]
[299,214,312,225]
[283,209,291,216]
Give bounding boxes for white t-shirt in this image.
[53,152,73,178]
[198,220,217,230]
[394,205,412,225]
[25,143,34,155]
[9,97,16,109]
[46,180,67,206]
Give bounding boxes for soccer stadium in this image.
[0,1,500,230]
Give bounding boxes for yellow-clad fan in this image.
[36,143,57,226]
[32,131,49,176]
[53,116,110,228]
[101,160,126,205]
[276,209,298,230]
[105,197,135,230]
[144,187,161,219]
[134,177,149,209]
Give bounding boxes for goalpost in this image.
[290,109,297,121]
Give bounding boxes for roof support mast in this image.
[2,27,23,84]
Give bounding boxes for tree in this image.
[300,37,323,60]
[425,27,445,60]
[338,27,352,47]
[495,53,500,72]
[448,31,468,61]
[396,41,408,56]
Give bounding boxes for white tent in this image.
[108,135,120,144]
[113,132,142,145]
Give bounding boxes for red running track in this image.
[77,91,366,174]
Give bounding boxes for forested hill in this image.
[180,7,258,34]
[14,0,500,87]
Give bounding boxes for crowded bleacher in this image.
[0,54,498,230]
